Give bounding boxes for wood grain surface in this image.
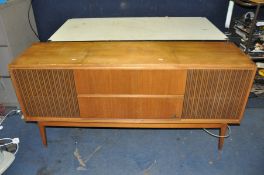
[250,0,264,4]
[78,95,183,119]
[9,41,256,149]
[10,41,254,68]
[74,69,186,95]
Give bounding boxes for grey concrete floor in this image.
[1,106,264,175]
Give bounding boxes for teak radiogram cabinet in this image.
[9,41,256,149]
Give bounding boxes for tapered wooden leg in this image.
[38,122,47,146]
[218,124,227,150]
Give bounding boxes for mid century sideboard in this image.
[9,41,256,149]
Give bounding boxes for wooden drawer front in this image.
[74,69,186,95]
[78,95,183,119]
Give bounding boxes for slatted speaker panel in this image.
[12,69,80,117]
[182,69,254,119]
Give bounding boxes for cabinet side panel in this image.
[182,69,254,120]
[11,69,80,117]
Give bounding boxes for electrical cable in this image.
[0,138,13,141]
[0,110,21,155]
[203,125,231,138]
[0,109,19,127]
[28,0,39,40]
[0,142,13,147]
[0,75,11,78]
[14,143,19,155]
[0,138,19,155]
[0,138,14,146]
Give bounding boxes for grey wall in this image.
[0,0,38,106]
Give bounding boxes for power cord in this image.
[0,109,21,129]
[203,125,231,138]
[0,109,21,155]
[28,0,39,40]
[0,138,20,155]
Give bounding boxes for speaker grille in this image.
[12,69,80,117]
[182,69,254,119]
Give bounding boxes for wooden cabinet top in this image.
[250,0,264,4]
[10,41,255,69]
